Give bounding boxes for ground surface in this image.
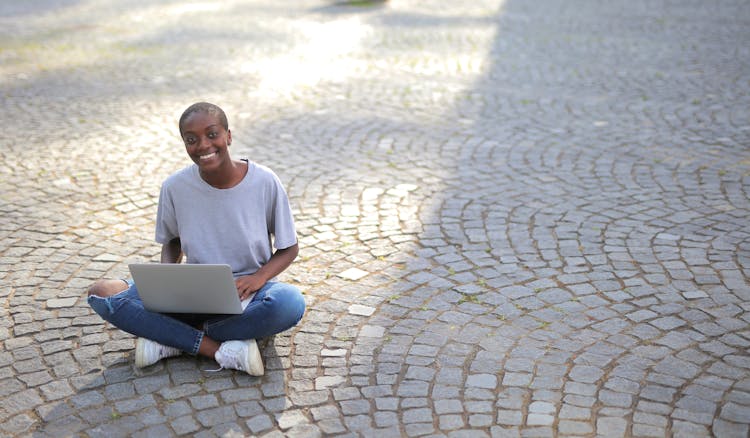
[1,0,749,436]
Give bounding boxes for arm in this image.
[235,243,298,300]
[161,237,183,264]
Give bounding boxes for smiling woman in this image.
[85,102,306,376]
[178,103,241,188]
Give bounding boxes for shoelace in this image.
[205,344,245,372]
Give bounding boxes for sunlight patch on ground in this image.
[163,2,222,15]
[245,17,371,99]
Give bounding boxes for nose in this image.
[198,135,212,148]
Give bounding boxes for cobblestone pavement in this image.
[1,0,749,436]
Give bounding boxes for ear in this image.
[227,129,232,145]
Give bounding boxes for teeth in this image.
[200,152,216,161]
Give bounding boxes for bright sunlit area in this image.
[243,16,372,99]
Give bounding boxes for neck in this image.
[200,160,247,189]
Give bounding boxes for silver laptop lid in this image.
[129,264,242,314]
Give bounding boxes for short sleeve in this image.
[267,172,297,250]
[155,182,179,244]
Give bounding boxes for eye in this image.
[207,131,218,139]
[184,136,197,145]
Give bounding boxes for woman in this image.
[87,102,306,376]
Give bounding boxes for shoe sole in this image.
[134,338,150,368]
[246,340,264,376]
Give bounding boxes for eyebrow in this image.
[182,124,221,136]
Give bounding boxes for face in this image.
[180,111,232,171]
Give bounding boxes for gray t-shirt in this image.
[155,161,297,277]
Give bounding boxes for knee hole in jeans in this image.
[87,279,129,297]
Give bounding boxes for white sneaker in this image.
[135,338,181,368]
[214,339,264,376]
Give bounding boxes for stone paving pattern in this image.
[1,0,749,436]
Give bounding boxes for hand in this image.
[235,274,266,300]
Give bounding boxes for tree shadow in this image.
[5,0,750,435]
[32,336,283,436]
[0,0,82,17]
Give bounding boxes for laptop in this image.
[129,264,244,314]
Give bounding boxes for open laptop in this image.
[129,264,244,314]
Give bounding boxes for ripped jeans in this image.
[88,280,306,355]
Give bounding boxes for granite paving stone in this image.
[2,0,749,435]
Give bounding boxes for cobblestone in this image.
[2,0,749,436]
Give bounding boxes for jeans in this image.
[88,280,306,355]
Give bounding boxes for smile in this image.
[199,152,217,161]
